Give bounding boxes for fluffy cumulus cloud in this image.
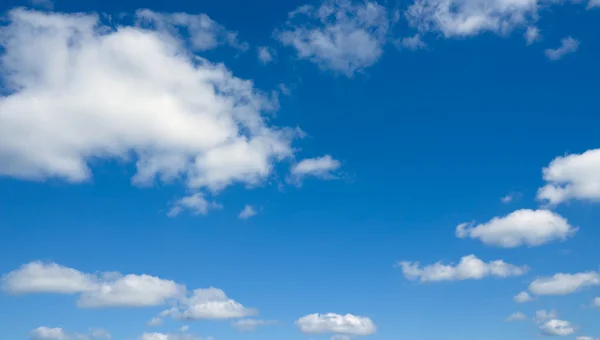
[506,312,527,322]
[405,0,541,38]
[167,193,222,217]
[529,271,600,296]
[2,262,252,318]
[296,313,376,336]
[231,319,278,332]
[0,9,302,193]
[1,262,185,307]
[539,319,575,336]
[514,291,533,303]
[545,37,580,60]
[397,255,527,282]
[289,155,341,183]
[276,0,393,76]
[31,327,111,340]
[159,287,257,321]
[537,148,600,204]
[456,209,577,248]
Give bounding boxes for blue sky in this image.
[1,0,600,339]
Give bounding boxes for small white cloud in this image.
[31,327,68,340]
[90,329,112,340]
[396,254,527,282]
[289,155,341,183]
[539,319,575,336]
[525,26,541,45]
[545,37,579,61]
[179,326,189,333]
[135,10,248,51]
[400,34,426,50]
[537,148,600,204]
[577,337,599,340]
[456,209,576,248]
[231,319,277,332]
[501,192,521,203]
[257,46,275,64]
[167,193,222,217]
[529,271,600,296]
[276,0,394,76]
[295,313,376,336]
[514,291,533,303]
[238,205,257,220]
[160,287,257,320]
[405,0,539,38]
[506,312,527,322]
[534,309,558,324]
[147,318,163,326]
[139,333,203,340]
[592,297,600,308]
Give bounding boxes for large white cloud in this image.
[295,313,376,336]
[537,148,600,204]
[456,209,577,248]
[405,0,541,37]
[2,262,185,307]
[397,255,527,282]
[0,9,301,193]
[529,271,600,295]
[276,0,393,76]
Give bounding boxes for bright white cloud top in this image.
[528,271,600,295]
[295,313,376,336]
[0,9,302,192]
[538,148,600,204]
[539,319,575,336]
[397,255,527,282]
[456,209,577,248]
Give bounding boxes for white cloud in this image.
[456,209,577,248]
[539,319,575,336]
[537,148,600,204]
[30,327,111,340]
[276,0,393,76]
[0,9,300,193]
[257,46,275,64]
[3,261,185,308]
[525,26,541,45]
[1,262,96,294]
[514,291,533,303]
[167,193,221,217]
[399,34,426,50]
[139,333,203,340]
[406,0,540,38]
[535,309,558,324]
[296,313,376,336]
[161,287,257,320]
[289,155,341,183]
[238,205,257,220]
[545,37,579,61]
[231,319,277,332]
[147,317,163,326]
[577,337,599,340]
[529,271,600,295]
[592,297,600,308]
[179,326,189,333]
[77,274,185,308]
[31,327,69,340]
[135,10,248,51]
[397,255,527,282]
[506,312,527,322]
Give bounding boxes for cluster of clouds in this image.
[394,147,600,338]
[1,261,377,338]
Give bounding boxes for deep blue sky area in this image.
[0,0,599,340]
